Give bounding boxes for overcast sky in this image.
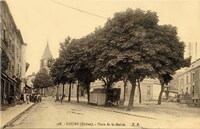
[6,0,200,75]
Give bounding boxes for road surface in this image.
[6,97,200,128]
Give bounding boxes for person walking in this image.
[21,94,24,103]
[24,93,27,103]
[26,93,30,104]
[38,93,42,102]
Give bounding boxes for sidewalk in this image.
[67,96,200,121]
[0,102,35,128]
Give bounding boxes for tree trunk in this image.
[68,83,72,102]
[77,83,79,103]
[55,85,59,101]
[127,79,136,111]
[158,84,164,105]
[61,84,65,103]
[87,84,90,104]
[62,84,65,97]
[123,79,128,103]
[105,83,112,106]
[47,87,49,96]
[137,80,142,103]
[166,91,169,100]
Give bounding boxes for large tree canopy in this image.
[50,8,190,109]
[92,8,190,108]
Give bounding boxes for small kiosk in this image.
[89,88,121,106]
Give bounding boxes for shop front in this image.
[1,73,21,107]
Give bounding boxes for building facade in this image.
[0,1,28,106]
[178,59,200,105]
[90,78,161,103]
[117,78,161,102]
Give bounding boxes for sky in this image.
[6,0,200,75]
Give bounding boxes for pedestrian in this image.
[59,94,62,101]
[34,94,38,103]
[21,94,24,103]
[24,93,27,103]
[26,94,30,104]
[30,94,33,102]
[37,93,41,102]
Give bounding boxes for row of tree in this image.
[49,8,190,110]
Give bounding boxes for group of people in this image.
[21,93,42,104]
[55,94,65,103]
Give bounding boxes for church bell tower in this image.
[40,42,53,73]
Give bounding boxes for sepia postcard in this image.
[0,0,200,128]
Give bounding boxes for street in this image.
[5,97,200,129]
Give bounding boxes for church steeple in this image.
[41,42,53,60]
[40,42,53,71]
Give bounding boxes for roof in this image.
[179,58,200,77]
[41,42,53,60]
[91,88,107,93]
[91,88,121,93]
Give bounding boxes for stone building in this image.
[0,1,28,106]
[90,78,161,104]
[178,58,200,105]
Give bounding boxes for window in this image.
[1,29,6,40]
[192,85,195,95]
[17,64,20,77]
[182,78,184,85]
[47,59,51,67]
[192,73,195,82]
[186,76,188,84]
[147,86,151,95]
[195,69,199,80]
[12,65,14,75]
[186,87,188,94]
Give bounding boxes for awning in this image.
[168,90,178,94]
[1,72,18,84]
[25,85,32,89]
